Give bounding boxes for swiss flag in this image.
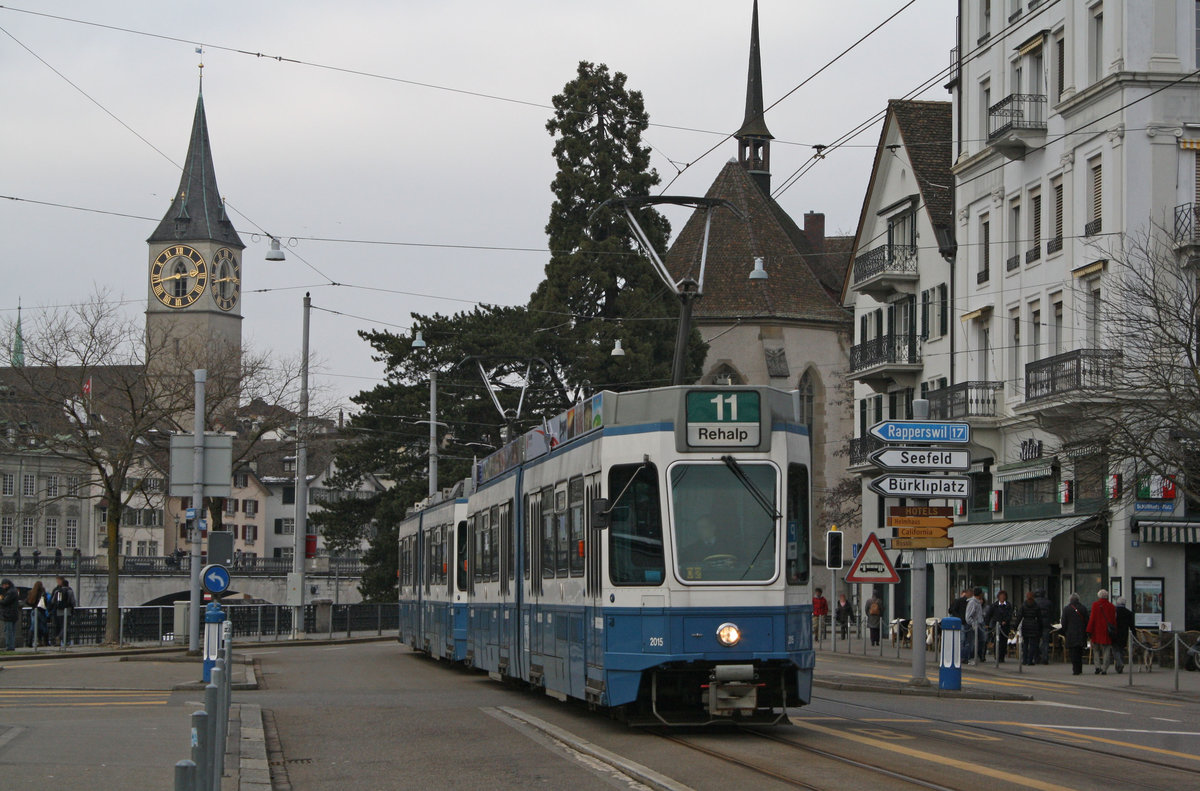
[82,377,92,396]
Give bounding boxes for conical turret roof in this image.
[147,89,244,248]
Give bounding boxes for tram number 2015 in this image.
[648,636,664,647]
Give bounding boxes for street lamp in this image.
[600,196,743,385]
[410,331,439,498]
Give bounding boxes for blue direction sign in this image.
[200,564,231,594]
[869,420,970,444]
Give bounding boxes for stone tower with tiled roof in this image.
[662,1,855,555]
[145,83,245,368]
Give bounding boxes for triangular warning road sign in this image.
[843,532,899,584]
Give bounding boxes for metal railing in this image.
[1174,202,1199,244]
[977,265,990,284]
[1006,253,1021,271]
[849,434,885,466]
[1083,217,1102,237]
[1047,236,1063,254]
[927,381,1004,419]
[1025,348,1121,402]
[1026,245,1041,263]
[988,93,1047,139]
[16,602,398,648]
[850,332,922,372]
[852,243,918,286]
[0,554,364,576]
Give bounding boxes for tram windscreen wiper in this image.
[720,455,781,520]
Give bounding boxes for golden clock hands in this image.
[153,269,201,283]
[213,275,241,284]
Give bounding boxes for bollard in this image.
[1174,633,1180,693]
[191,709,209,791]
[120,607,126,646]
[1128,639,1133,687]
[202,602,226,683]
[939,617,963,690]
[1017,631,1023,675]
[211,667,226,791]
[175,759,197,791]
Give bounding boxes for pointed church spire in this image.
[11,299,24,367]
[147,86,244,249]
[736,0,773,194]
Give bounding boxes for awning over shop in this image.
[1138,521,1200,544]
[914,515,1096,564]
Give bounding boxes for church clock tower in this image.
[146,86,244,368]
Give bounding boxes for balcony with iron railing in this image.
[849,434,885,469]
[1173,202,1200,253]
[849,333,922,389]
[927,381,1005,420]
[1006,253,1021,272]
[1023,349,1121,407]
[1026,245,1041,264]
[1083,217,1102,237]
[851,243,919,298]
[988,94,1047,159]
[1046,236,1063,254]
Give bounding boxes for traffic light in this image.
[826,529,844,570]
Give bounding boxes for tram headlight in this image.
[716,622,741,647]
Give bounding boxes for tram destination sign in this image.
[869,473,971,499]
[868,420,970,444]
[685,390,761,447]
[869,446,971,472]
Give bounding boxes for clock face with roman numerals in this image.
[151,245,208,308]
[210,247,241,311]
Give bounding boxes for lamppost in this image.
[600,196,747,386]
[410,331,441,498]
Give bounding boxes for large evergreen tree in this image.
[530,61,702,396]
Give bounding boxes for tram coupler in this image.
[704,664,758,715]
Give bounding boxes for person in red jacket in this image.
[812,588,830,641]
[1086,589,1117,674]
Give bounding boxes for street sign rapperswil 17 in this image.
[868,420,970,444]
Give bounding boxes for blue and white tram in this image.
[397,480,470,661]
[398,385,814,724]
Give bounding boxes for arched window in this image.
[172,260,189,298]
[798,371,814,433]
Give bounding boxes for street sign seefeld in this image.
[685,390,760,448]
[869,446,971,472]
[868,420,970,444]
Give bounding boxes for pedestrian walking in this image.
[49,575,76,646]
[1086,589,1117,674]
[987,590,1014,663]
[865,593,883,646]
[54,547,63,569]
[32,548,40,569]
[1013,591,1043,665]
[1034,589,1053,664]
[1061,593,1089,675]
[812,587,829,640]
[0,579,20,651]
[12,548,21,569]
[835,593,853,639]
[949,588,972,660]
[965,588,987,665]
[1112,597,1134,673]
[25,580,49,647]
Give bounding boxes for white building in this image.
[940,0,1200,629]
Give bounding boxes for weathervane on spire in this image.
[196,46,204,86]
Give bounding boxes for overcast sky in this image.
[1,1,953,409]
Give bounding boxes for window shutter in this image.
[1053,182,1064,237]
[1031,194,1042,244]
[1056,37,1065,98]
[1092,162,1102,219]
[939,284,949,337]
[274,518,283,534]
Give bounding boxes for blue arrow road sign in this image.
[869,420,970,444]
[200,564,231,594]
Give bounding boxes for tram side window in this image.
[522,495,530,581]
[490,504,501,582]
[786,463,811,585]
[569,477,585,576]
[456,521,469,592]
[555,489,569,578]
[503,501,515,582]
[608,463,665,586]
[541,486,555,579]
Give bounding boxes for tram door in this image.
[585,474,603,677]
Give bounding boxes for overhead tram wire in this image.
[770,0,1066,201]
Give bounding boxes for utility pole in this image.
[188,369,206,653]
[293,294,310,636]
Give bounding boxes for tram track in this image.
[653,728,957,791]
[804,694,1200,789]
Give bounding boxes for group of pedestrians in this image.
[0,575,77,651]
[948,586,1136,675]
[810,589,881,645]
[1058,589,1135,675]
[0,546,66,570]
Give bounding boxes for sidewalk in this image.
[0,636,387,790]
[811,633,1200,703]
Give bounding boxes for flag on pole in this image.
[82,377,92,396]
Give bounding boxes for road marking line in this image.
[861,718,932,723]
[0,701,168,707]
[933,728,1002,741]
[789,719,1075,791]
[978,723,1200,762]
